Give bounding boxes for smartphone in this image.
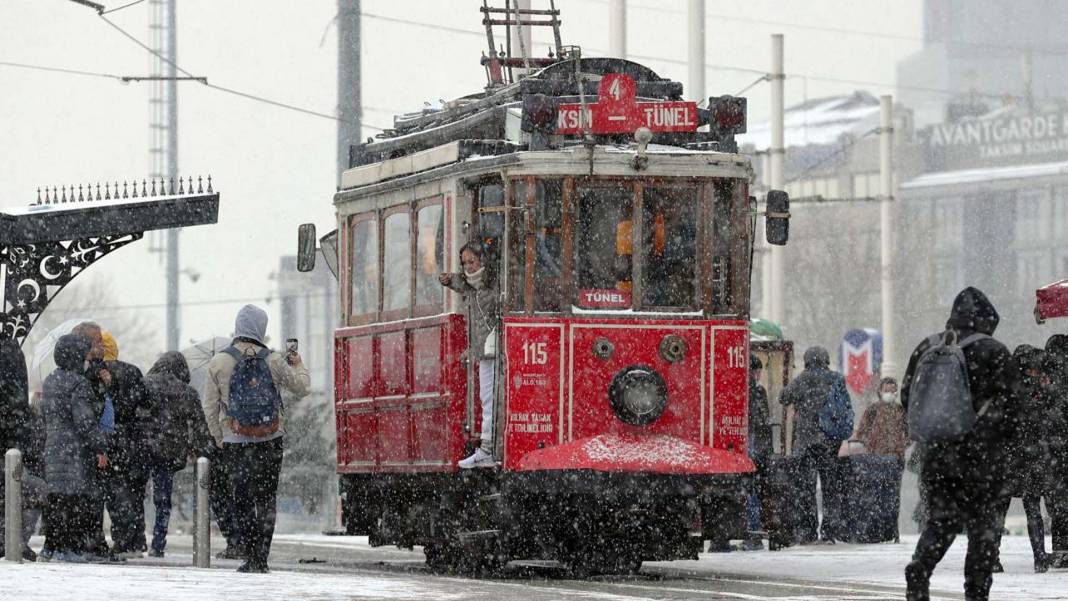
[286,338,298,354]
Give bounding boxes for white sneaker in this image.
[458,447,495,469]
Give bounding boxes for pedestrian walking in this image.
[779,346,853,543]
[41,334,109,562]
[201,305,310,573]
[142,351,211,557]
[902,287,1019,601]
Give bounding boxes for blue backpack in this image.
[818,371,854,441]
[223,346,281,436]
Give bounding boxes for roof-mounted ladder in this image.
[480,0,565,88]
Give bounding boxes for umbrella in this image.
[1035,279,1068,324]
[30,317,95,392]
[181,336,231,397]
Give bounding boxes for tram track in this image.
[149,536,959,600]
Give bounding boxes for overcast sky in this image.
[0,0,922,361]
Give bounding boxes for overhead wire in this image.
[0,60,124,81]
[785,127,880,184]
[95,14,389,130]
[100,0,145,15]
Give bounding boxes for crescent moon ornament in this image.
[40,255,64,281]
[16,278,41,304]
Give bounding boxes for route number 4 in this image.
[726,344,746,368]
[523,341,548,365]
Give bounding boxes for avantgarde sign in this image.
[555,73,699,135]
[925,110,1068,168]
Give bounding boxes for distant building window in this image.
[1053,187,1068,240]
[934,257,964,305]
[932,200,963,251]
[1015,188,1050,244]
[1017,249,1052,296]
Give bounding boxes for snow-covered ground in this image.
[2,533,1066,600]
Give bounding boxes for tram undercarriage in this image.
[339,470,750,575]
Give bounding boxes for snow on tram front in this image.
[296,7,790,575]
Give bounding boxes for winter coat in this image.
[1044,335,1068,488]
[900,287,1019,486]
[42,334,107,496]
[748,376,773,463]
[0,339,30,454]
[855,401,908,458]
[1005,347,1056,497]
[104,359,149,467]
[144,352,212,470]
[201,340,311,446]
[444,272,500,361]
[780,346,839,452]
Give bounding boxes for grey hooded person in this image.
[780,346,846,543]
[201,304,310,573]
[41,334,108,561]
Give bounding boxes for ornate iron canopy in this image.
[1,176,220,345]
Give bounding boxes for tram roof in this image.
[348,57,744,172]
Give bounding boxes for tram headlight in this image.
[608,366,668,426]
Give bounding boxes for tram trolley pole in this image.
[4,449,23,563]
[192,456,210,568]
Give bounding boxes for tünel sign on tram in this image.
[556,73,698,135]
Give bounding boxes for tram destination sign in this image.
[555,73,698,135]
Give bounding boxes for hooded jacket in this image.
[144,352,211,469]
[779,346,843,452]
[201,306,311,446]
[42,334,107,495]
[900,287,1018,482]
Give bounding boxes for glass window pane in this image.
[534,180,564,311]
[712,181,734,313]
[641,187,698,308]
[415,204,444,308]
[508,180,527,310]
[350,218,378,316]
[383,211,411,312]
[574,185,633,309]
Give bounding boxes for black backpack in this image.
[907,331,990,443]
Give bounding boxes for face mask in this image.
[465,266,486,289]
[880,392,897,403]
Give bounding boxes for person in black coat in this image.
[901,287,1019,601]
[0,339,32,559]
[99,332,151,558]
[143,351,211,557]
[992,345,1053,573]
[779,346,846,543]
[42,334,109,561]
[1043,333,1068,568]
[741,354,773,550]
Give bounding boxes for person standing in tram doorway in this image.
[439,241,500,469]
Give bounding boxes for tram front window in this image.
[641,187,698,309]
[574,186,633,309]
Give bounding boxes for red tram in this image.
[297,7,789,574]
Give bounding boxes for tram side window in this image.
[513,179,564,312]
[574,186,633,309]
[712,181,734,313]
[641,187,698,309]
[383,211,411,313]
[350,217,378,317]
[415,203,444,309]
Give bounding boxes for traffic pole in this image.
[4,449,22,563]
[767,34,785,325]
[879,95,897,378]
[687,0,705,103]
[192,456,210,568]
[609,0,626,58]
